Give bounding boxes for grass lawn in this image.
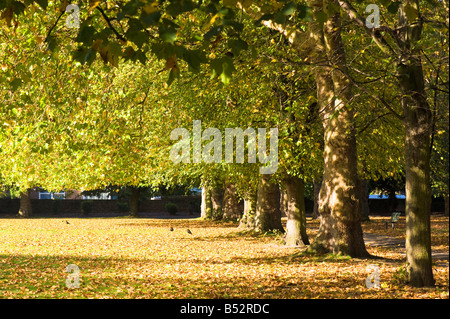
[0,215,448,299]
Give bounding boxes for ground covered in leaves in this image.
[0,214,448,299]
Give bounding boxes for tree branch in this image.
[44,11,65,43]
[96,6,126,42]
[337,0,398,56]
[357,112,392,134]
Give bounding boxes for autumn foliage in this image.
[0,215,447,298]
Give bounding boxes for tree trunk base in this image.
[308,213,370,258]
[18,189,32,218]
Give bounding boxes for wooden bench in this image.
[386,211,401,229]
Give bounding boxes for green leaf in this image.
[183,49,207,72]
[297,4,313,21]
[12,1,25,14]
[204,26,223,40]
[210,57,235,85]
[45,35,57,52]
[141,11,161,26]
[223,0,237,7]
[160,28,177,43]
[228,38,248,56]
[134,49,147,64]
[10,78,22,91]
[255,13,273,26]
[281,2,296,15]
[76,25,96,45]
[387,1,401,14]
[167,69,178,86]
[166,0,196,17]
[125,29,148,49]
[159,19,179,43]
[34,0,48,10]
[326,1,340,15]
[273,11,286,25]
[314,10,328,26]
[72,47,96,65]
[404,3,418,21]
[123,46,135,59]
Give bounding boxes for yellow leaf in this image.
[89,0,101,10]
[164,55,178,73]
[0,6,13,26]
[143,2,159,14]
[210,13,219,24]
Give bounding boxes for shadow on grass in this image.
[0,253,386,299]
[116,218,239,229]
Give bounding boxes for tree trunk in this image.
[283,175,309,246]
[239,191,257,229]
[210,186,224,220]
[312,178,321,219]
[400,60,435,287]
[388,188,397,214]
[307,0,368,257]
[397,2,434,287]
[359,178,370,222]
[254,174,284,233]
[404,97,434,286]
[18,189,32,218]
[201,184,212,219]
[444,195,449,217]
[279,186,288,218]
[222,182,242,220]
[129,186,140,217]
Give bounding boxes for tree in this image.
[222,181,242,220]
[254,173,284,232]
[338,0,449,287]
[282,175,308,246]
[18,188,32,217]
[4,1,445,272]
[295,0,367,257]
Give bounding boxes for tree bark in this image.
[129,186,140,217]
[254,174,284,233]
[359,178,370,222]
[397,1,435,287]
[400,60,435,287]
[239,191,257,229]
[201,184,212,219]
[336,0,436,286]
[18,188,32,218]
[210,186,224,220]
[283,175,309,246]
[280,186,288,218]
[306,0,368,257]
[312,178,321,219]
[444,195,449,217]
[222,182,242,220]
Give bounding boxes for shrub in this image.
[81,200,93,216]
[165,202,178,215]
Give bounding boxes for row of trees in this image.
[0,0,448,287]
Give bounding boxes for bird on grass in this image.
[170,227,174,231]
[65,220,70,224]
[187,229,192,235]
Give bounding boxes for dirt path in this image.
[364,232,449,264]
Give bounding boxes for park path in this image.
[363,232,449,265]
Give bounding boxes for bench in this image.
[385,211,401,229]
